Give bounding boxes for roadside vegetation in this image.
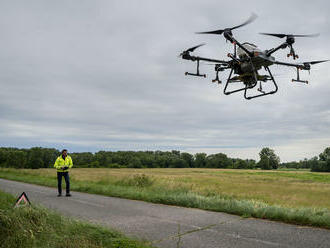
[0,189,153,248]
[1,168,330,229]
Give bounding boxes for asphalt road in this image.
[0,178,329,248]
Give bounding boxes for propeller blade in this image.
[179,43,205,57]
[260,33,319,38]
[196,29,225,35]
[186,43,205,53]
[259,33,287,38]
[291,33,320,38]
[305,60,329,65]
[230,13,258,30]
[196,13,257,35]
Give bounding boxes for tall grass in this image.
[115,174,154,187]
[1,168,330,229]
[0,190,153,248]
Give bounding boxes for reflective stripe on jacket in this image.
[54,155,73,172]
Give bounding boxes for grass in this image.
[0,189,153,248]
[1,168,330,229]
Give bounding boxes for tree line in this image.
[0,146,329,172]
[281,147,330,172]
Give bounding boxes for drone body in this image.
[179,14,328,100]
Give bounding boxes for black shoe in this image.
[66,193,72,197]
[57,194,62,197]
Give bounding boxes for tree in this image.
[7,151,27,168]
[258,147,280,170]
[312,147,330,172]
[0,149,8,167]
[233,159,248,169]
[171,150,180,157]
[206,153,232,168]
[181,152,194,168]
[169,158,188,168]
[246,159,256,169]
[94,151,107,167]
[128,157,143,168]
[310,157,323,172]
[195,153,207,168]
[319,147,330,161]
[27,147,45,169]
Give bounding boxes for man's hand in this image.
[62,166,69,170]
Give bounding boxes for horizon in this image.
[1,144,326,163]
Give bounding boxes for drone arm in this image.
[184,54,229,64]
[266,42,288,56]
[273,60,301,68]
[226,34,254,57]
[182,54,228,78]
[274,61,309,83]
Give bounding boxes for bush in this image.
[107,163,122,168]
[311,160,330,172]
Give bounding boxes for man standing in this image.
[54,149,73,197]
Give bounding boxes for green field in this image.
[1,168,330,228]
[0,189,152,248]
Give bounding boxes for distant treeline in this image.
[0,147,329,172]
[281,147,330,172]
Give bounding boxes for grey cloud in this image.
[0,0,329,161]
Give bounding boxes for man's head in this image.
[61,149,68,158]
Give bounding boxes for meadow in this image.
[1,168,330,228]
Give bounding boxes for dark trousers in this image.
[57,172,70,195]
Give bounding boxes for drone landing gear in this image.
[287,45,299,60]
[223,56,257,95]
[212,71,221,84]
[244,66,278,100]
[223,68,256,95]
[185,60,206,78]
[292,67,308,84]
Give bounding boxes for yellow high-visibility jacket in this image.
[54,155,73,172]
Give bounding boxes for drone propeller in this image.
[303,59,329,65]
[260,33,319,38]
[261,32,319,59]
[179,43,205,57]
[185,43,205,53]
[302,60,329,72]
[196,13,257,35]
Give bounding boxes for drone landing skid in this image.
[224,67,278,99]
[185,59,206,78]
[292,79,308,84]
[244,66,278,100]
[292,67,308,84]
[185,72,206,77]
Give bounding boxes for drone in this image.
[179,14,328,100]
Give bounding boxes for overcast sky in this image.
[0,0,329,162]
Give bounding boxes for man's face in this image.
[62,151,67,157]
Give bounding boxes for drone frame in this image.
[215,33,279,100]
[179,14,327,100]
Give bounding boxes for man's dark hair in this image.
[61,149,68,153]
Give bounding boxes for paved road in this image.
[0,178,329,248]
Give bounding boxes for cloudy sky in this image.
[0,0,329,162]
